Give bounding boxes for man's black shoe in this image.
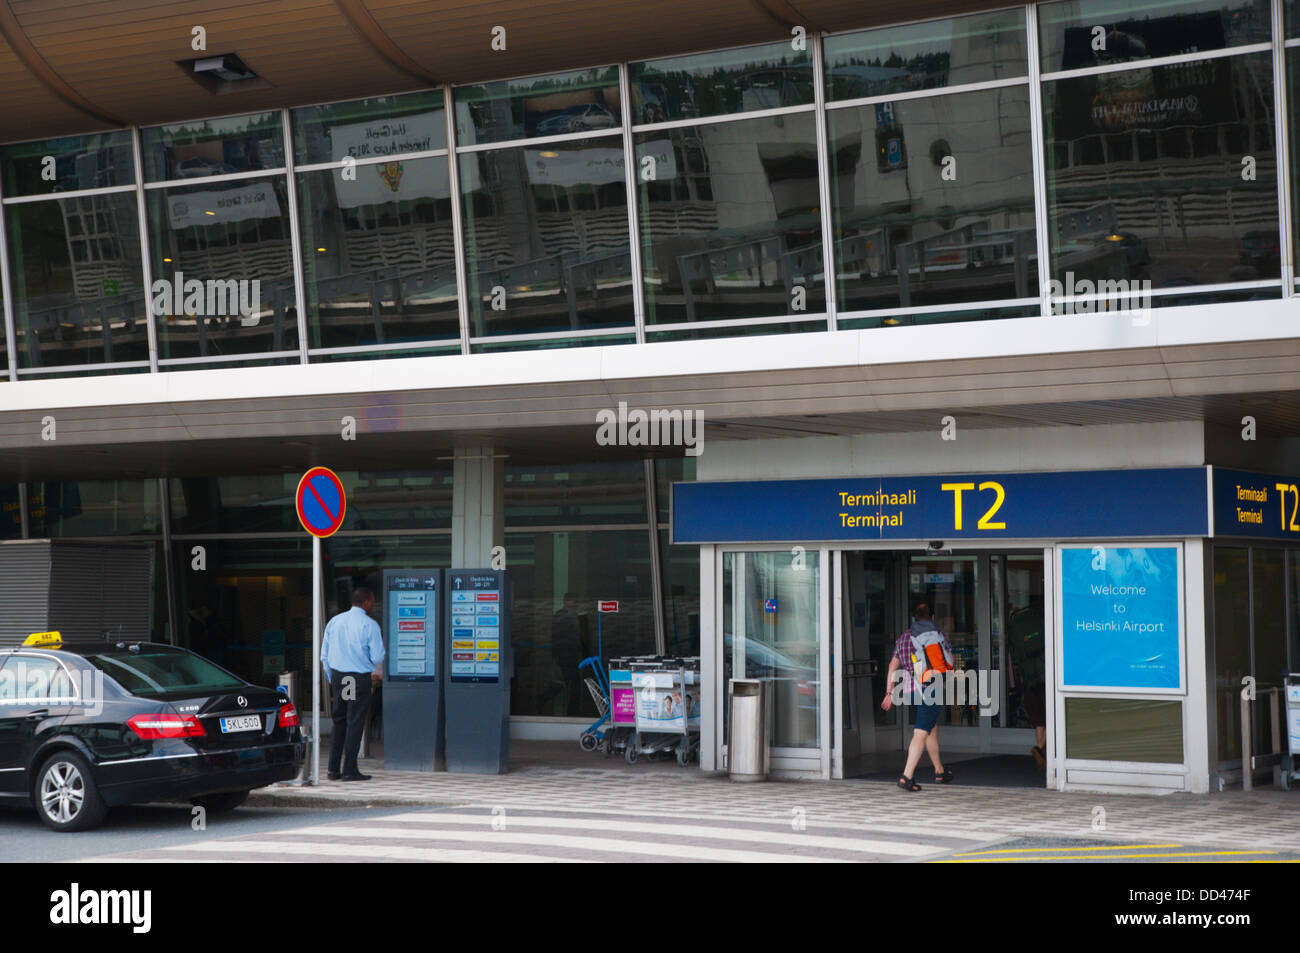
[340,772,372,781]
[327,771,342,781]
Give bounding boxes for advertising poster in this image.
[1060,545,1182,691]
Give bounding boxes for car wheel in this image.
[35,752,108,832]
[191,790,250,813]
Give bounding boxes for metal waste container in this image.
[728,678,770,782]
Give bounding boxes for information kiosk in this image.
[444,569,511,774]
[381,568,444,772]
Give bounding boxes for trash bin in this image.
[729,678,769,782]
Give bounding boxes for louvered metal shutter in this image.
[0,540,53,647]
[47,542,155,643]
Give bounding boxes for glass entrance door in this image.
[837,549,1044,772]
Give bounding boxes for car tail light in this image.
[278,700,300,728]
[127,714,205,739]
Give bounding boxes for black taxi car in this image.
[0,633,305,831]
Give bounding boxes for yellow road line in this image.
[938,849,1275,862]
[954,844,1181,856]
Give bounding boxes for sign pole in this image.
[311,533,322,786]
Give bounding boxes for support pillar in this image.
[451,446,504,567]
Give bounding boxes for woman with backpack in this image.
[880,603,955,791]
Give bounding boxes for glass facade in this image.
[0,5,1296,376]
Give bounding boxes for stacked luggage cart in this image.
[579,655,700,766]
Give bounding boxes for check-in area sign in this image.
[296,467,347,538]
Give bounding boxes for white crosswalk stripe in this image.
[76,805,995,863]
[341,812,944,856]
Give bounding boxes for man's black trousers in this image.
[329,670,373,776]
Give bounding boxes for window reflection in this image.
[631,42,812,124]
[828,86,1037,313]
[299,156,459,350]
[1043,52,1278,291]
[7,193,149,368]
[292,91,447,165]
[824,9,1027,101]
[147,176,298,360]
[637,112,824,325]
[1038,0,1271,72]
[141,112,284,182]
[455,68,621,146]
[460,135,634,337]
[1,131,134,196]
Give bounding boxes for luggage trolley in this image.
[577,656,636,757]
[625,656,701,766]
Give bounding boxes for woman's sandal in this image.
[935,768,954,784]
[897,774,921,791]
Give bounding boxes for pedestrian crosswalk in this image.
[75,806,1004,863]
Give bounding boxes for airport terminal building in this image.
[0,0,1297,794]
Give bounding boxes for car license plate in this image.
[219,715,261,733]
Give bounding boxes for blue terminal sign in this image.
[672,468,1211,544]
[1212,468,1300,541]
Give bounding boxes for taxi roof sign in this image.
[24,631,62,647]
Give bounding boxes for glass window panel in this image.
[141,111,284,182]
[314,344,461,362]
[1065,697,1183,762]
[829,86,1037,313]
[1290,49,1300,284]
[1,131,134,196]
[654,456,695,518]
[27,480,160,536]
[146,175,297,359]
[1043,52,1277,293]
[170,471,453,535]
[470,332,637,352]
[504,462,648,526]
[455,67,621,146]
[1252,548,1286,688]
[723,550,821,749]
[176,536,314,687]
[660,529,701,657]
[630,41,812,124]
[460,135,634,336]
[837,304,1040,329]
[298,157,459,350]
[6,192,149,369]
[1214,546,1250,763]
[506,529,655,717]
[291,91,447,165]
[637,112,824,325]
[1290,0,1299,36]
[1290,550,1300,670]
[646,320,824,341]
[0,486,21,539]
[1038,0,1271,72]
[825,9,1028,101]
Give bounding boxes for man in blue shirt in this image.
[321,587,385,781]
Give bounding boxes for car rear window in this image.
[85,650,245,696]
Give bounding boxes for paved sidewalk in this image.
[249,743,1300,854]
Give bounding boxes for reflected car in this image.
[1239,229,1280,276]
[723,632,819,710]
[536,104,617,135]
[0,639,304,831]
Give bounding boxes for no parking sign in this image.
[295,467,346,538]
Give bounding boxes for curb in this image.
[246,791,470,810]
